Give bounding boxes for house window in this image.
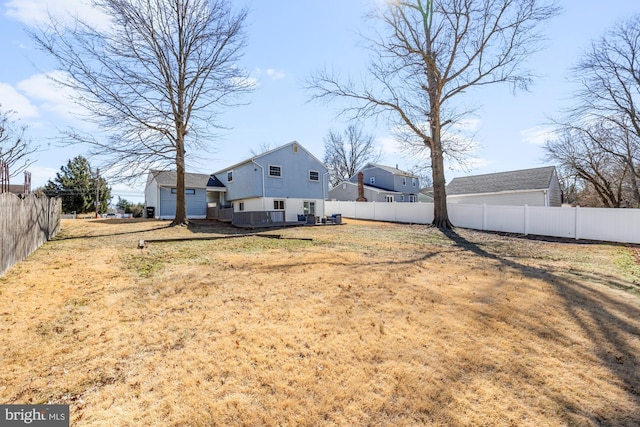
[274,200,285,210]
[370,177,376,184]
[269,165,282,177]
[227,170,233,182]
[303,201,315,215]
[342,183,347,189]
[171,188,196,195]
[412,178,417,187]
[239,202,245,211]
[293,144,298,153]
[409,195,416,202]
[309,170,319,181]
[385,195,394,203]
[401,195,405,202]
[402,177,407,186]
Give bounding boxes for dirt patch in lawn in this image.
[1,218,639,426]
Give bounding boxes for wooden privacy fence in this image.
[0,193,62,276]
[325,201,640,245]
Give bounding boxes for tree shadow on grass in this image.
[52,219,264,241]
[444,227,640,425]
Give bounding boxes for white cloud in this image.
[521,126,554,146]
[265,69,286,80]
[17,71,84,119]
[5,0,110,30]
[0,83,39,119]
[254,68,286,81]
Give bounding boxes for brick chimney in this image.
[356,171,367,202]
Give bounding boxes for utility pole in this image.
[95,168,100,218]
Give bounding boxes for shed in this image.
[446,166,562,207]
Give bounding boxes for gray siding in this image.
[218,143,327,202]
[329,182,404,202]
[548,172,562,207]
[349,165,394,190]
[257,146,326,199]
[218,161,262,201]
[159,187,207,217]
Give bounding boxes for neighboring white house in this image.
[144,170,214,219]
[445,166,563,207]
[329,163,420,203]
[211,141,329,225]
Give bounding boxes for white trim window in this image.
[303,201,315,215]
[274,200,285,210]
[171,188,196,195]
[402,177,407,186]
[239,202,245,211]
[385,195,394,203]
[269,165,282,177]
[412,178,417,187]
[370,176,376,185]
[309,170,319,181]
[227,170,233,182]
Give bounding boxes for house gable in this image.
[214,141,328,202]
[348,163,418,193]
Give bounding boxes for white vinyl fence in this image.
[324,201,640,244]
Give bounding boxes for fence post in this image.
[524,204,529,235]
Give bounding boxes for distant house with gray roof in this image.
[329,163,420,203]
[446,166,562,207]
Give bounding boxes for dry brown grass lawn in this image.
[1,218,639,426]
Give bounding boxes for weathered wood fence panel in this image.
[0,193,62,276]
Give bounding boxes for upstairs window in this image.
[269,165,282,177]
[412,178,417,187]
[227,170,233,182]
[370,177,376,185]
[402,177,407,186]
[309,170,319,181]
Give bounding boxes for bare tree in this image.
[0,106,38,177]
[555,15,640,206]
[324,124,381,188]
[32,0,252,225]
[309,0,559,228]
[572,15,640,139]
[545,122,637,208]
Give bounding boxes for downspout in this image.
[323,172,330,200]
[252,160,265,211]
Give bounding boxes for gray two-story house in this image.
[210,141,329,224]
[329,163,419,202]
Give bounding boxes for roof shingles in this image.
[447,166,556,195]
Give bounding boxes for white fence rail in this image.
[324,201,640,244]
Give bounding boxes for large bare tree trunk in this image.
[173,138,187,226]
[430,141,451,228]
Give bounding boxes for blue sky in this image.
[0,0,638,204]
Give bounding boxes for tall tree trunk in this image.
[172,136,187,226]
[430,137,451,228]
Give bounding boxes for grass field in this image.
[1,218,639,426]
